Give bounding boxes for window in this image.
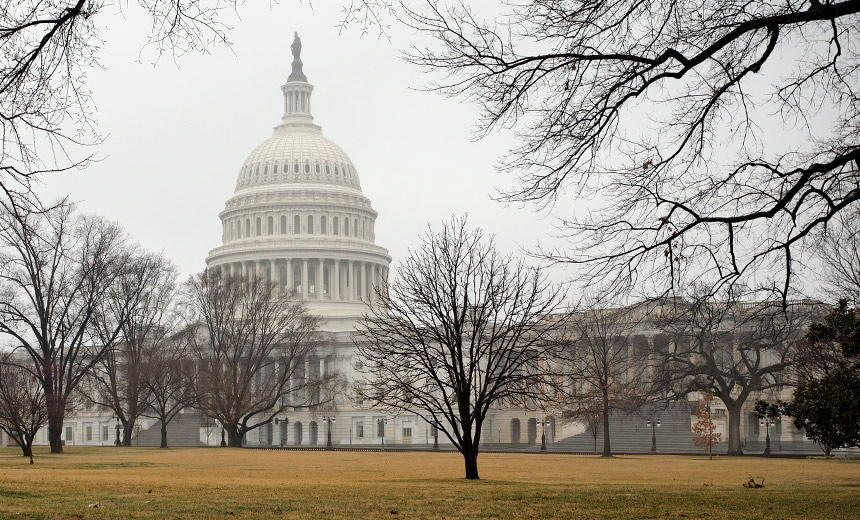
[307,215,314,234]
[264,165,268,175]
[280,216,287,235]
[333,217,339,235]
[294,215,300,234]
[85,424,93,441]
[294,163,299,173]
[256,217,261,236]
[245,219,250,237]
[102,425,109,441]
[355,420,364,439]
[305,163,310,173]
[315,164,320,173]
[335,166,339,176]
[65,426,74,443]
[376,419,385,438]
[267,216,273,235]
[325,165,330,174]
[255,166,259,176]
[361,220,365,238]
[354,220,358,237]
[320,216,327,235]
[274,163,278,174]
[344,218,349,237]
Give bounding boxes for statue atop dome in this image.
[288,31,307,82]
[291,32,302,60]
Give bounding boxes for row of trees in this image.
[354,216,835,479]
[0,198,333,456]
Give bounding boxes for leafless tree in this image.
[186,270,328,448]
[86,252,178,445]
[0,1,237,200]
[141,329,198,449]
[356,216,567,479]
[819,212,860,306]
[658,288,817,455]
[0,354,47,462]
[398,0,860,301]
[0,198,144,453]
[561,301,655,456]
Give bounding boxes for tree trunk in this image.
[601,391,612,457]
[47,416,63,454]
[726,403,743,456]
[823,444,832,457]
[18,438,32,458]
[160,422,168,449]
[463,448,479,480]
[228,426,243,447]
[122,419,135,447]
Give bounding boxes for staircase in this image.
[130,414,206,447]
[540,402,724,454]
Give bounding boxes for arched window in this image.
[237,219,241,238]
[334,166,339,176]
[273,163,278,174]
[280,216,287,234]
[293,215,300,234]
[263,165,268,175]
[325,165,330,174]
[320,216,327,235]
[245,219,251,237]
[315,164,320,174]
[333,217,339,235]
[294,163,299,173]
[354,219,358,237]
[255,166,259,176]
[307,215,314,234]
[344,218,349,237]
[361,220,365,239]
[256,217,261,236]
[230,221,235,240]
[267,216,273,235]
[304,163,310,174]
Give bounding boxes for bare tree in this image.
[0,198,143,453]
[0,1,236,200]
[187,270,327,448]
[0,355,47,462]
[86,252,178,445]
[398,1,860,301]
[561,301,653,457]
[820,212,860,306]
[141,329,198,449]
[356,216,567,480]
[658,289,817,455]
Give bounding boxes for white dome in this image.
[235,129,362,192]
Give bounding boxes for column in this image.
[301,258,309,300]
[360,262,367,301]
[271,259,278,291]
[318,258,324,300]
[333,259,340,301]
[369,264,377,304]
[285,259,293,293]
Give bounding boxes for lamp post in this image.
[646,416,661,453]
[323,416,336,449]
[433,425,439,450]
[377,418,387,452]
[113,416,122,447]
[539,419,547,452]
[274,417,289,448]
[214,419,226,447]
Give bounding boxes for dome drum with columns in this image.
[206,33,390,330]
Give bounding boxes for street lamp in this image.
[323,416,336,449]
[646,417,661,453]
[274,417,289,448]
[433,424,439,450]
[538,419,548,452]
[214,419,226,447]
[113,416,122,447]
[377,417,387,452]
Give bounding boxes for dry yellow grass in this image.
[0,447,858,519]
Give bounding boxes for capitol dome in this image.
[206,33,391,327]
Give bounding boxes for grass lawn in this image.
[0,447,858,519]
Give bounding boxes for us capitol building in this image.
[27,35,822,454]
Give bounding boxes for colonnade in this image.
[214,258,388,302]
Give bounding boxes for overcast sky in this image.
[37,1,560,283]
